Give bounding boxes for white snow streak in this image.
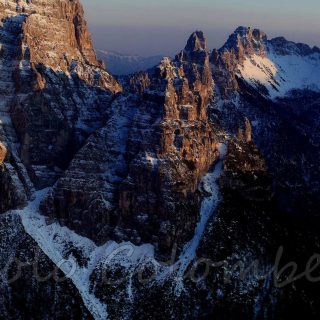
[172,143,228,292]
[18,189,109,320]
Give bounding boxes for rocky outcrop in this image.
[117,33,219,257]
[220,26,267,63]
[245,118,252,143]
[210,26,268,97]
[0,0,121,193]
[41,31,221,258]
[0,143,7,164]
[1,0,105,72]
[39,25,320,265]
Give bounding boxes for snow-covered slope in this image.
[237,41,320,99]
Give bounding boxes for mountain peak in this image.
[176,31,208,64]
[220,26,268,60]
[233,26,267,39]
[185,31,207,52]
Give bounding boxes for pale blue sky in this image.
[82,0,320,56]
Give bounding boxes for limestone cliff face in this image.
[118,32,219,257]
[1,0,105,69]
[41,32,221,258]
[2,1,85,61]
[16,0,120,89]
[0,0,121,194]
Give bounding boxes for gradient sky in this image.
[82,0,320,56]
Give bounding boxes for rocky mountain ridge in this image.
[0,1,320,319]
[212,26,320,98]
[41,30,221,260]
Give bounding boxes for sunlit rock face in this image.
[0,0,121,194]
[0,142,7,164]
[41,31,223,259]
[117,32,220,258]
[1,0,107,70]
[220,26,268,63]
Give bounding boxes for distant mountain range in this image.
[96,50,163,75]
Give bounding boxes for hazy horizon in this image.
[82,0,320,57]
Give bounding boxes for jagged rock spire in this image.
[176,30,209,65]
[185,31,207,52]
[220,26,268,60]
[237,118,252,144]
